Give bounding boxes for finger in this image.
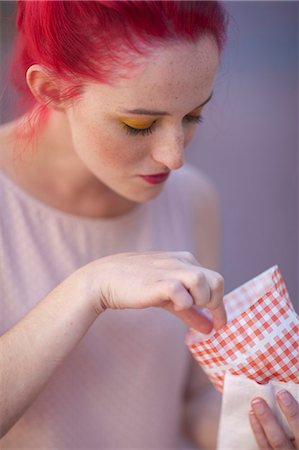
[170,269,226,331]
[204,271,226,330]
[249,410,271,450]
[184,270,211,306]
[159,279,194,311]
[158,278,213,333]
[187,270,225,330]
[164,304,213,334]
[276,390,299,448]
[178,269,213,308]
[176,251,198,265]
[251,398,294,450]
[210,303,227,330]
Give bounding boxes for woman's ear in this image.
[26,64,68,111]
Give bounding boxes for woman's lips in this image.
[140,172,170,185]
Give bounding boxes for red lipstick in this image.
[140,172,170,185]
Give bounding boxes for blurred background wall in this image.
[0,1,298,305]
[187,1,298,305]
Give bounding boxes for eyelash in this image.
[123,114,204,137]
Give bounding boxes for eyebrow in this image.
[120,91,213,116]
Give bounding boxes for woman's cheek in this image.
[88,128,148,166]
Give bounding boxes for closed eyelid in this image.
[188,106,203,116]
[119,106,205,134]
[120,117,154,128]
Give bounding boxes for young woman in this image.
[0,2,298,449]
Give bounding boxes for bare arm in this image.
[0,271,98,437]
[0,250,225,439]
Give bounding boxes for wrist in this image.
[71,262,107,317]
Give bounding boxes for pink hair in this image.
[9,0,228,139]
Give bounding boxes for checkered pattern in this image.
[185,266,299,392]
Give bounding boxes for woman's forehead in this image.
[86,37,219,111]
[123,37,219,84]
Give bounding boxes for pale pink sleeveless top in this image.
[0,165,207,449]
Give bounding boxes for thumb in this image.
[163,304,213,334]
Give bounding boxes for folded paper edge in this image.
[185,265,285,345]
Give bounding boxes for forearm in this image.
[0,270,99,438]
[0,250,226,438]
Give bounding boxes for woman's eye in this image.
[184,114,204,124]
[123,122,155,136]
[123,114,203,137]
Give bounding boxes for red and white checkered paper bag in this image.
[185,265,299,393]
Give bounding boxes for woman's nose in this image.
[150,130,185,170]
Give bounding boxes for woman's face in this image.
[65,36,219,202]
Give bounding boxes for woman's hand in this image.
[249,391,299,449]
[80,251,226,333]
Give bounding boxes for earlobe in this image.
[26,64,66,111]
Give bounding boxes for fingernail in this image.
[251,399,265,415]
[277,390,292,406]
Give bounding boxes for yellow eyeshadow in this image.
[188,107,203,116]
[120,117,153,129]
[119,106,203,129]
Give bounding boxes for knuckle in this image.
[191,271,206,286]
[210,275,224,293]
[166,280,183,296]
[179,251,194,262]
